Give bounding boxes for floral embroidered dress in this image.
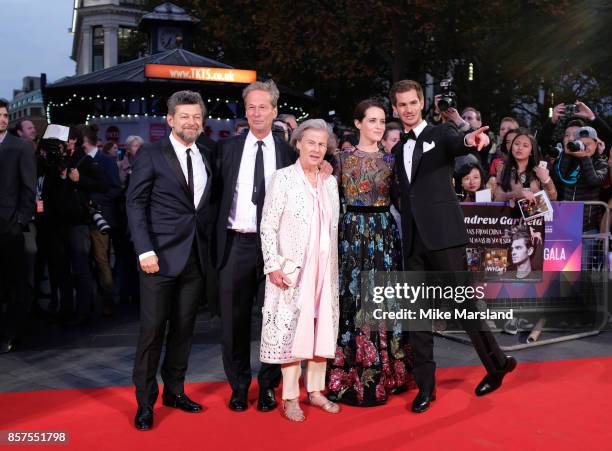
[327,147,414,406]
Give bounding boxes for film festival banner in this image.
[357,202,588,332]
[462,202,584,300]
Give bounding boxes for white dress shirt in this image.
[84,145,99,159]
[403,120,428,183]
[138,133,208,262]
[227,131,277,232]
[169,132,208,208]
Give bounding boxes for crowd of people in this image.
[0,78,611,429]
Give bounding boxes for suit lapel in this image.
[273,136,285,169]
[228,135,247,205]
[411,125,432,182]
[196,143,213,211]
[161,137,191,199]
[394,142,411,190]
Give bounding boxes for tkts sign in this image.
[144,64,257,84]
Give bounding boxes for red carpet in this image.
[1,357,611,450]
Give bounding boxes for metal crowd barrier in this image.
[438,200,611,350]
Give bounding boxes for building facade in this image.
[71,0,146,75]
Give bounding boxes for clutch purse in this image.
[278,256,301,287]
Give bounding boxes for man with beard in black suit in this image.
[127,91,214,430]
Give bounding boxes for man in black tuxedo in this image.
[0,99,36,354]
[212,80,295,412]
[127,91,214,430]
[390,80,517,413]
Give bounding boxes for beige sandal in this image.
[282,398,305,422]
[308,392,341,414]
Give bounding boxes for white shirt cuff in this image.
[138,251,156,262]
[464,135,473,147]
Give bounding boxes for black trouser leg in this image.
[22,223,37,314]
[405,222,506,389]
[405,232,436,392]
[218,233,280,392]
[133,245,203,408]
[160,249,203,396]
[68,225,94,319]
[0,225,26,341]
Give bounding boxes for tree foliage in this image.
[145,0,612,126]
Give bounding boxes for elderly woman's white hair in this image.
[125,135,144,150]
[289,119,335,155]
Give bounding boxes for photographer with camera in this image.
[557,127,609,266]
[539,101,612,160]
[43,126,111,326]
[79,126,122,318]
[429,80,484,172]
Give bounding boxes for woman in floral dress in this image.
[327,99,413,406]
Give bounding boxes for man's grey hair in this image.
[167,90,207,116]
[242,79,280,108]
[289,119,334,154]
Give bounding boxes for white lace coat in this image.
[259,163,340,364]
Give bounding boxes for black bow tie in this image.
[400,130,417,144]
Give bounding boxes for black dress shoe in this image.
[0,339,14,354]
[134,407,153,430]
[411,389,436,413]
[475,356,517,397]
[229,390,248,412]
[257,388,278,412]
[162,392,202,412]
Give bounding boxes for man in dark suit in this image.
[0,99,36,354]
[213,80,295,412]
[390,80,517,413]
[127,91,214,430]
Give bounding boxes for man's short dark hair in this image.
[77,124,99,146]
[390,80,424,105]
[566,119,585,129]
[167,90,206,116]
[0,98,9,110]
[13,117,34,132]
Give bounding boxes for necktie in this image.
[186,148,194,199]
[252,140,264,204]
[400,130,417,144]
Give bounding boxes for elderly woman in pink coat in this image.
[260,119,340,422]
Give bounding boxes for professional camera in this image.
[40,138,70,170]
[566,140,585,152]
[437,78,457,112]
[89,204,111,234]
[565,103,577,117]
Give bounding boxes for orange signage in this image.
[144,64,257,84]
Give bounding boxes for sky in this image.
[0,0,75,99]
